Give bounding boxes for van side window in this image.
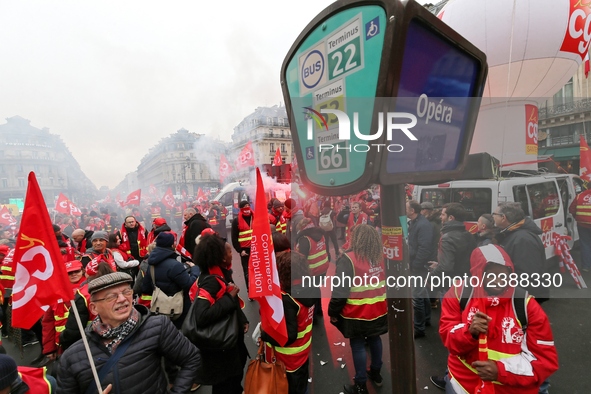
[524,182,560,220]
[219,192,232,207]
[420,189,451,208]
[420,188,492,221]
[450,188,493,221]
[512,185,530,216]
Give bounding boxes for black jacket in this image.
[59,287,89,352]
[191,269,249,386]
[408,214,434,273]
[497,218,549,301]
[328,254,388,338]
[184,213,211,258]
[433,220,477,278]
[142,246,199,328]
[57,305,200,394]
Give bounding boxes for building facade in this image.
[130,128,227,198]
[0,116,97,207]
[230,105,292,181]
[538,66,591,174]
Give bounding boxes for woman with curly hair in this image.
[328,224,388,394]
[190,232,248,394]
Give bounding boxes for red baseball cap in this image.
[64,260,83,273]
[153,218,167,226]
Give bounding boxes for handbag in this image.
[149,266,184,320]
[244,341,289,394]
[181,275,240,350]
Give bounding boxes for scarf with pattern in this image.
[92,307,140,353]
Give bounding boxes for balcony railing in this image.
[539,98,591,119]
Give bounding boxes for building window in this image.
[18,178,25,188]
[281,143,287,153]
[34,165,40,172]
[32,151,38,159]
[270,143,275,152]
[1,179,7,188]
[49,177,54,185]
[16,164,23,172]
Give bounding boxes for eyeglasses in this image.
[67,270,83,275]
[92,288,133,303]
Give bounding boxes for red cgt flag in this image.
[54,193,82,217]
[235,141,256,170]
[0,206,16,226]
[149,184,159,198]
[248,168,288,346]
[123,189,141,207]
[162,187,176,209]
[196,188,207,203]
[272,148,283,166]
[580,135,591,182]
[11,173,74,329]
[219,154,233,183]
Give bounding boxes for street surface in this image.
[4,247,590,393]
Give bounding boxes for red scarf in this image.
[119,223,148,257]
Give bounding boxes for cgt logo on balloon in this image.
[560,0,591,60]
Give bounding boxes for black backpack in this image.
[458,285,529,331]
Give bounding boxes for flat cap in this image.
[420,202,434,210]
[88,272,133,295]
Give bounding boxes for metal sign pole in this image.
[381,183,416,393]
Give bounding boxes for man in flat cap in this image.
[57,272,200,394]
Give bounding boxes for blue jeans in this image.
[412,283,431,332]
[349,336,383,384]
[578,225,591,270]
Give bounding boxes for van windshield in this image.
[420,187,492,222]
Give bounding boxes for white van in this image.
[211,182,251,228]
[413,174,587,260]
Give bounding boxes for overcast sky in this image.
[0,0,431,189]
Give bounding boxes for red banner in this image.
[161,187,176,209]
[149,184,159,198]
[196,188,207,203]
[560,0,591,61]
[219,154,233,183]
[273,148,282,166]
[580,135,591,182]
[235,141,255,170]
[11,172,73,329]
[123,189,141,207]
[248,168,288,346]
[54,193,82,216]
[525,104,538,155]
[0,206,17,226]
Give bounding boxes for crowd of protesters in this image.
[0,180,575,393]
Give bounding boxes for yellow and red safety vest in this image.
[572,190,591,227]
[340,251,387,321]
[302,236,329,276]
[265,292,314,372]
[238,215,253,248]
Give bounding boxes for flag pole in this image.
[69,301,108,394]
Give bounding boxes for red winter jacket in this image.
[439,245,558,394]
